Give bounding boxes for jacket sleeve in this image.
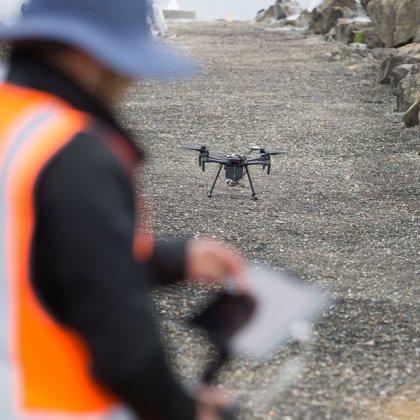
[31,133,196,420]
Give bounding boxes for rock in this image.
[256,0,301,22]
[364,29,384,49]
[383,113,405,124]
[379,55,419,84]
[332,18,353,43]
[389,64,420,88]
[397,43,420,61]
[402,100,420,128]
[278,11,311,29]
[294,10,312,28]
[332,18,378,45]
[255,9,265,22]
[255,6,278,22]
[276,0,301,17]
[370,47,396,60]
[360,0,373,8]
[309,0,356,35]
[365,0,420,47]
[396,72,420,112]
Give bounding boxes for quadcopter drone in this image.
[181,144,284,200]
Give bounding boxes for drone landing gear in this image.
[245,167,258,200]
[208,164,258,200]
[208,164,223,198]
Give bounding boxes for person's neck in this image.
[47,50,125,108]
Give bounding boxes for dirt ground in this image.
[118,21,420,420]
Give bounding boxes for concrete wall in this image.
[163,9,196,19]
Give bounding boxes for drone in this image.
[181,144,284,200]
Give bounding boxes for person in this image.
[0,0,247,419]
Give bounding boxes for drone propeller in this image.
[181,144,208,152]
[263,148,284,155]
[181,144,212,171]
[250,146,284,155]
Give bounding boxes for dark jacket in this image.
[7,51,195,420]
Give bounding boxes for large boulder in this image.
[397,43,420,61]
[276,0,301,18]
[390,64,420,88]
[396,72,420,112]
[365,0,420,47]
[332,18,380,46]
[310,0,356,34]
[402,100,420,128]
[331,18,353,43]
[255,6,278,22]
[256,0,301,22]
[379,55,420,84]
[370,47,396,60]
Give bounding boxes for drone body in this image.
[182,145,283,200]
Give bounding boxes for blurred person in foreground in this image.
[0,0,247,419]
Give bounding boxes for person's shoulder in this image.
[53,112,138,171]
[62,129,119,168]
[39,125,117,183]
[35,128,135,208]
[36,107,140,195]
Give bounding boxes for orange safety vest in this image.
[0,82,150,419]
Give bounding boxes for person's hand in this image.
[193,385,234,420]
[186,239,248,293]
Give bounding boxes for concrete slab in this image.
[163,10,195,19]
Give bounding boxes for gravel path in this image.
[118,21,419,419]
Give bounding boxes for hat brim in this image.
[0,17,200,78]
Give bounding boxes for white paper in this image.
[231,265,331,360]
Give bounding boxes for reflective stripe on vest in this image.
[0,83,135,420]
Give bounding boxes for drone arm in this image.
[200,156,225,171]
[206,156,227,164]
[245,158,273,174]
[245,159,269,166]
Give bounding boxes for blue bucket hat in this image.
[0,0,198,78]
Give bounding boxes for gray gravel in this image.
[118,21,420,419]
